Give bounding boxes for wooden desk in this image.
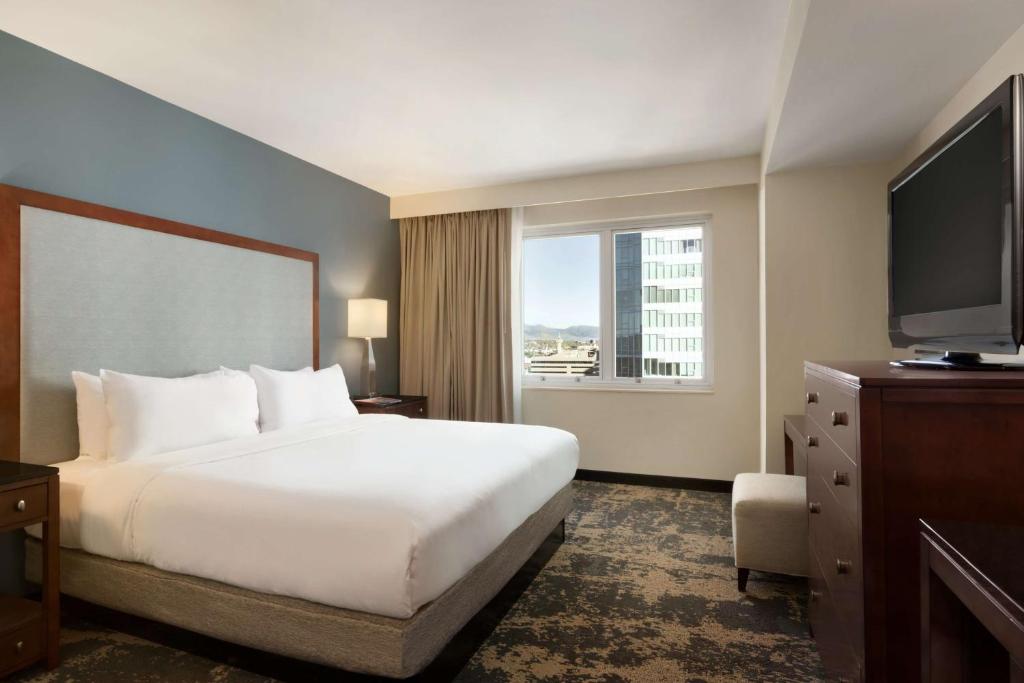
[783,414,807,476]
[920,518,1024,682]
[0,461,59,678]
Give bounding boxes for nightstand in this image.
[0,461,59,678]
[352,395,428,419]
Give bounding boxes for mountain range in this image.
[524,324,599,341]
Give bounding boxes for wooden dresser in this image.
[805,361,1024,682]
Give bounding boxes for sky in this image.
[523,234,600,329]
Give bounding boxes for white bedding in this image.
[27,456,108,549]
[49,415,578,619]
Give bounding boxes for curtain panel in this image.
[399,209,513,422]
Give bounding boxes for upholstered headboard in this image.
[0,185,319,465]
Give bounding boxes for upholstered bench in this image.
[731,473,808,591]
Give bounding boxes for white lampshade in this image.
[348,298,387,338]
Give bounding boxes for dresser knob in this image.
[15,640,23,653]
[832,470,850,487]
[831,410,848,426]
[836,559,853,575]
[809,589,821,602]
[808,501,822,514]
[15,499,25,512]
[806,392,819,404]
[806,435,818,448]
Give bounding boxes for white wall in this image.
[522,184,760,481]
[761,163,892,473]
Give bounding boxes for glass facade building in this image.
[614,226,705,378]
[614,232,643,378]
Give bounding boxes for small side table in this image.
[0,461,59,678]
[920,518,1024,683]
[352,395,428,419]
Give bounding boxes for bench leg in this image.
[737,567,750,592]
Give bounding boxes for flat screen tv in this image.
[888,75,1024,369]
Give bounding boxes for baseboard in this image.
[574,469,732,493]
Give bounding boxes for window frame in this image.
[520,214,713,393]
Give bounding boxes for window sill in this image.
[522,381,714,394]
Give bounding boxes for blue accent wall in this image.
[0,30,399,591]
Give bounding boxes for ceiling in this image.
[767,0,1024,172]
[4,2,1024,196]
[0,0,789,196]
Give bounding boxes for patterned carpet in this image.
[13,481,822,682]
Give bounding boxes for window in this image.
[521,218,710,389]
[522,234,601,378]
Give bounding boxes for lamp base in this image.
[362,337,377,397]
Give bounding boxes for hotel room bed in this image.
[27,413,577,676]
[2,186,578,678]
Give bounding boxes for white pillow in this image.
[249,364,357,431]
[101,369,260,461]
[71,371,109,459]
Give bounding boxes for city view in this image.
[523,226,705,379]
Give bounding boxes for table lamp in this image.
[348,298,387,397]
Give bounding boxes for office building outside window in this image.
[614,226,705,379]
[521,218,709,389]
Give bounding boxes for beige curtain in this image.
[399,209,513,422]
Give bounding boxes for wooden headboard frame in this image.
[0,184,319,462]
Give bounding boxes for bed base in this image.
[26,483,572,679]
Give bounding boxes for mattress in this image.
[42,414,578,619]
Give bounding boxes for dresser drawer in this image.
[806,420,859,528]
[0,618,43,677]
[809,550,861,683]
[807,468,833,556]
[0,483,47,530]
[805,372,859,461]
[821,501,864,659]
[807,469,864,663]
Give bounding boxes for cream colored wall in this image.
[762,163,892,473]
[522,184,760,481]
[390,156,760,219]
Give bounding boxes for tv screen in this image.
[888,74,1022,357]
[890,109,1004,317]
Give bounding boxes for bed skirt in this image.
[25,482,572,678]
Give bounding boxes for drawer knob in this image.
[832,470,850,487]
[831,410,848,426]
[836,559,853,575]
[806,435,818,448]
[15,499,25,512]
[808,501,822,514]
[806,391,819,404]
[809,589,821,602]
[15,640,23,653]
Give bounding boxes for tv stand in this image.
[891,351,1024,371]
[805,361,1024,681]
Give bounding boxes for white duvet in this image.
[72,414,578,619]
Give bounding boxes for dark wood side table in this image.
[352,395,428,419]
[0,461,59,678]
[920,518,1024,683]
